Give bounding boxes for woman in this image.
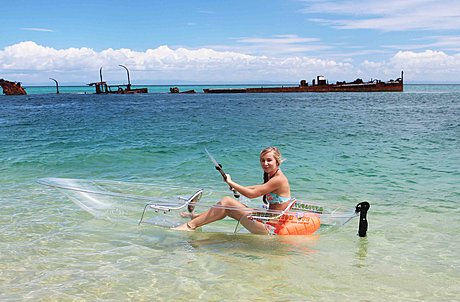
[174,146,291,234]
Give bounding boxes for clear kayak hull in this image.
[38,178,369,236]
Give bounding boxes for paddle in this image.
[204,148,240,198]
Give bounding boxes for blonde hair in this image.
[260,146,283,166]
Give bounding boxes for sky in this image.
[1,0,460,85]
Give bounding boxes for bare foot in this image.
[172,222,196,231]
[180,212,200,219]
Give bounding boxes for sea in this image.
[1,84,459,301]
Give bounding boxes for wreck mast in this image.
[49,78,59,94]
[99,67,103,83]
[119,64,131,90]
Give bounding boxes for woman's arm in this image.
[225,175,281,199]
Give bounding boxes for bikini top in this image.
[264,192,291,204]
[262,169,291,205]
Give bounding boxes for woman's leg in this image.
[236,216,269,235]
[174,196,268,234]
[174,196,239,230]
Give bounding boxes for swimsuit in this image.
[265,192,291,204]
[262,169,291,205]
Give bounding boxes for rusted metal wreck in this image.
[0,79,27,95]
[203,71,404,93]
[88,66,148,94]
[169,87,196,94]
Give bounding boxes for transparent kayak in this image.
[38,177,369,236]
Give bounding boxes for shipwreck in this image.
[0,79,27,95]
[203,72,404,93]
[169,87,196,94]
[88,65,148,94]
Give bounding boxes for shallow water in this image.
[1,85,459,300]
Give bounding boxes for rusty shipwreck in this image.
[203,72,404,93]
[88,66,148,94]
[0,79,27,95]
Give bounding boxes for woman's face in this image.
[260,151,278,174]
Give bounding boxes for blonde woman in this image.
[174,147,291,234]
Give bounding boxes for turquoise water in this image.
[20,83,460,95]
[1,86,459,300]
[22,84,284,95]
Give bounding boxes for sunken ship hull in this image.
[89,82,148,94]
[88,66,148,94]
[204,72,404,93]
[0,79,27,95]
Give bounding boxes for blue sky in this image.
[1,0,460,84]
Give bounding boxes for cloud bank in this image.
[1,41,459,84]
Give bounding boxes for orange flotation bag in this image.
[268,213,321,235]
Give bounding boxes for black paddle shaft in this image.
[205,149,240,198]
[215,165,240,198]
[215,164,227,180]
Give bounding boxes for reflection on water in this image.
[354,237,369,268]
[185,232,320,257]
[135,223,321,258]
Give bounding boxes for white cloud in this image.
[391,50,460,74]
[0,41,98,71]
[301,0,460,31]
[0,41,459,84]
[232,34,329,56]
[237,35,319,45]
[383,35,460,52]
[21,27,55,32]
[421,36,460,51]
[0,41,351,84]
[359,50,460,80]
